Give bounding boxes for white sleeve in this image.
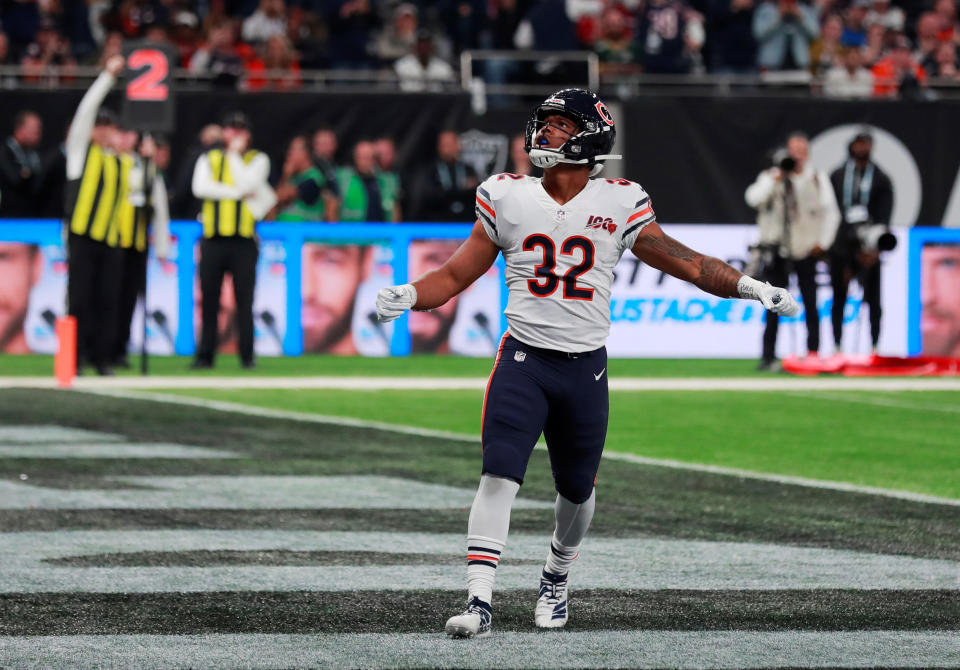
[475,180,500,246]
[191,154,244,201]
[621,184,656,251]
[745,170,776,209]
[65,71,116,180]
[817,171,841,249]
[151,174,171,259]
[226,152,270,195]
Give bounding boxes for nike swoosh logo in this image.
[594,368,606,381]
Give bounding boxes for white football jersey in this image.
[476,173,656,352]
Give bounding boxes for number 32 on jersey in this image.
[522,234,594,301]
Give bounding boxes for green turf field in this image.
[155,387,960,499]
[0,388,958,669]
[0,353,800,377]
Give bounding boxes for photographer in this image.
[828,130,894,355]
[745,131,840,370]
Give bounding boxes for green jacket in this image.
[276,166,328,222]
[337,167,400,222]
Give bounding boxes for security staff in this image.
[113,133,171,367]
[190,112,275,369]
[828,130,893,354]
[64,56,125,376]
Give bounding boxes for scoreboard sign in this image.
[121,41,177,133]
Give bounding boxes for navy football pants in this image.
[481,334,609,504]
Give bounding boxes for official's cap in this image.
[222,111,252,131]
[851,128,874,143]
[95,108,119,127]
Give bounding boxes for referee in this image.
[64,56,125,376]
[190,112,275,369]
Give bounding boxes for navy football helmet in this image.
[524,88,621,170]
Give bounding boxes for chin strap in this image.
[528,148,623,169]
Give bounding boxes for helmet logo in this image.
[595,101,614,126]
[545,98,565,106]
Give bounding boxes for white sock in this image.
[544,488,596,577]
[465,474,519,605]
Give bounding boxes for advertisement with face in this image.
[920,243,960,358]
[408,239,502,356]
[0,242,58,354]
[128,245,180,355]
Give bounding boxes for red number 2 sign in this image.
[126,49,169,101]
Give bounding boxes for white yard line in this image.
[784,390,960,414]
[2,631,959,669]
[78,388,960,508]
[3,376,960,390]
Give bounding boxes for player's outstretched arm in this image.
[376,220,500,322]
[631,221,800,316]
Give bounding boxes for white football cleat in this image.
[445,596,492,638]
[535,569,568,628]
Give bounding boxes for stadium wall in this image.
[1,92,958,226]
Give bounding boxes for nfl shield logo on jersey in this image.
[514,351,526,362]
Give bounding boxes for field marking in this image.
[0,426,124,443]
[3,375,960,390]
[0,476,549,511]
[1,631,958,669]
[0,443,239,459]
[3,530,959,594]
[77,388,960,508]
[785,390,960,414]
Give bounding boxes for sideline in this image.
[78,388,960,508]
[3,375,960,390]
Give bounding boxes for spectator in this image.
[637,0,706,73]
[189,21,245,87]
[865,0,904,32]
[860,21,886,65]
[275,136,337,222]
[872,33,927,97]
[822,46,874,96]
[246,33,301,89]
[311,127,342,203]
[337,140,388,222]
[506,133,541,177]
[372,3,418,63]
[933,0,958,43]
[242,0,287,45]
[108,0,169,39]
[924,41,959,79]
[810,13,844,76]
[412,130,479,222]
[96,31,124,68]
[21,18,77,84]
[840,0,869,49]
[1,0,40,57]
[514,0,579,52]
[394,31,456,92]
[441,0,488,56]
[708,0,758,73]
[374,137,402,222]
[914,13,942,67]
[593,6,642,75]
[169,11,201,67]
[0,111,43,217]
[753,0,820,71]
[326,0,380,69]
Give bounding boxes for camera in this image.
[778,155,796,173]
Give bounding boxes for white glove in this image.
[737,275,801,317]
[376,283,418,322]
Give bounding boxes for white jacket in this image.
[745,165,840,260]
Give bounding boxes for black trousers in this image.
[197,236,258,365]
[67,233,122,369]
[114,248,147,360]
[830,254,881,348]
[761,255,820,362]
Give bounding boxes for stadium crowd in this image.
[0,0,958,94]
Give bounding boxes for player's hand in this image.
[737,275,800,316]
[376,283,418,322]
[105,55,125,76]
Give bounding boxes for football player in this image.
[376,89,799,638]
